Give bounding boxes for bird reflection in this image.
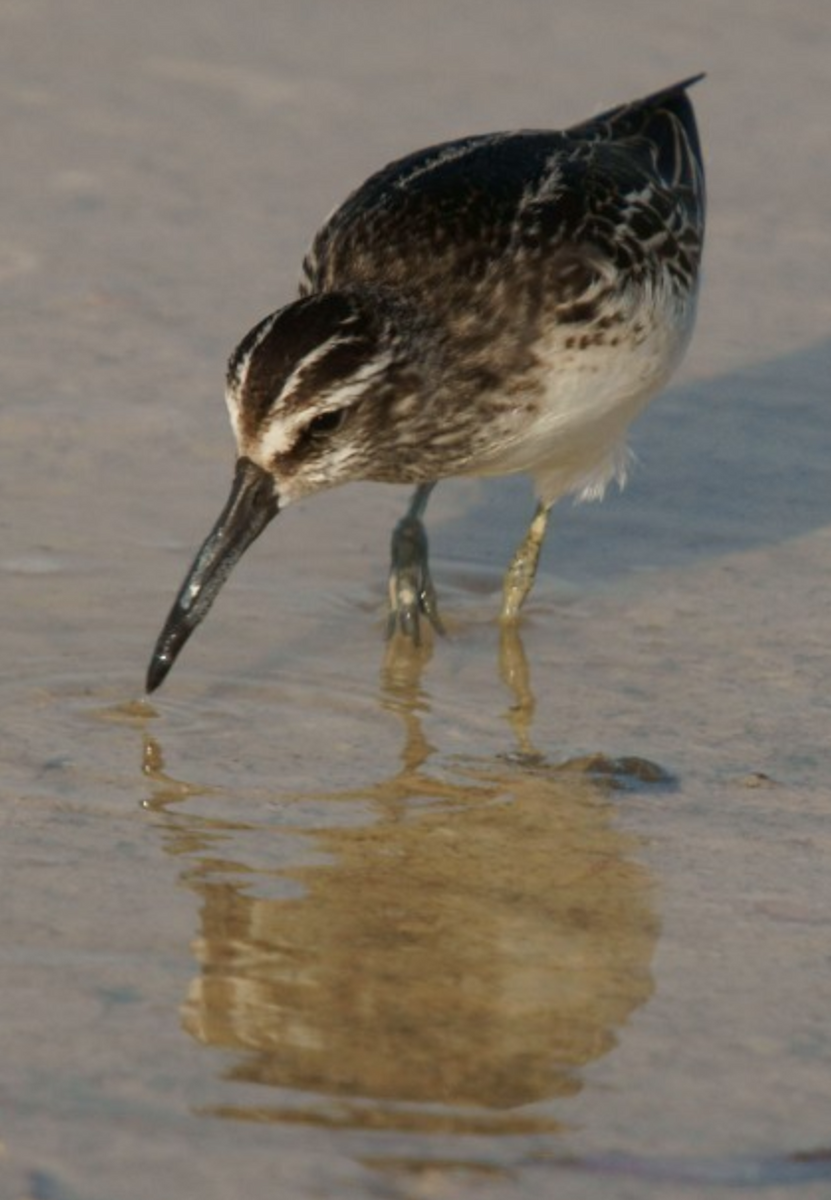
[143,628,662,1134]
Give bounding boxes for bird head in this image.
[146,289,429,692]
[226,290,415,499]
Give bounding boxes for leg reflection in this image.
[498,622,541,764]
[139,645,661,1134]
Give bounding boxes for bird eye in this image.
[306,408,346,440]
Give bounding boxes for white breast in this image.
[472,281,699,506]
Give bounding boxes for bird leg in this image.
[388,482,444,643]
[501,502,551,621]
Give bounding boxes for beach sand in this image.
[2,2,831,1196]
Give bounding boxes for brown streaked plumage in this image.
[147,76,705,691]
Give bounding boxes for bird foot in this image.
[387,511,445,644]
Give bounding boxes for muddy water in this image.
[3,2,831,1198]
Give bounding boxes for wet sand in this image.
[2,2,831,1197]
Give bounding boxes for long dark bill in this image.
[146,457,279,693]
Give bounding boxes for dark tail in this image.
[569,75,705,204]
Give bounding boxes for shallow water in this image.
[3,2,831,1198]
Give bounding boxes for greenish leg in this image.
[500,501,551,621]
[388,483,444,643]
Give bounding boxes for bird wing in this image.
[301,78,704,306]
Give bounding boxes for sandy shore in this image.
[2,2,831,1197]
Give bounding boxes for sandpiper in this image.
[146,76,705,692]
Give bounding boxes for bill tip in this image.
[145,652,171,695]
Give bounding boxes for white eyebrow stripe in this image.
[225,311,283,441]
[229,312,280,392]
[287,348,395,412]
[328,349,394,393]
[256,418,294,461]
[255,348,395,463]
[278,333,350,403]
